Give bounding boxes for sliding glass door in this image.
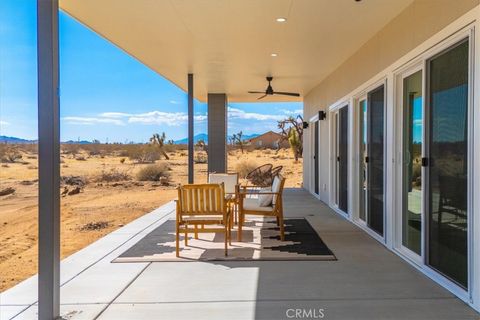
[402,70,423,256]
[356,86,385,235]
[426,39,469,289]
[367,86,385,236]
[359,99,367,223]
[335,106,349,213]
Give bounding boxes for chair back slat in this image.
[177,183,225,217]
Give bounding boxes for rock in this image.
[67,186,81,196]
[0,187,15,196]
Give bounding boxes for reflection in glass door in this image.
[427,39,469,289]
[367,86,385,236]
[357,87,384,235]
[402,70,423,256]
[335,106,349,213]
[314,121,319,195]
[359,99,367,222]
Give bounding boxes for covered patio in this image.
[6,0,480,319]
[2,189,477,319]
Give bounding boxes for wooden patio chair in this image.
[175,183,231,257]
[245,164,273,187]
[237,175,286,241]
[208,172,240,224]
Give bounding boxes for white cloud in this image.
[280,108,303,116]
[128,111,206,126]
[62,116,125,126]
[228,107,285,121]
[65,110,207,127]
[0,120,10,126]
[99,112,132,118]
[169,100,180,105]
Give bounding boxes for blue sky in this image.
[0,0,302,143]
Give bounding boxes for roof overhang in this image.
[59,0,414,102]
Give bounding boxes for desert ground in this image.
[0,145,302,291]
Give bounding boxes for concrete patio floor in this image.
[1,189,479,320]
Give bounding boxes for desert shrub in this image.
[0,145,23,163]
[120,158,126,164]
[61,175,87,187]
[194,153,207,164]
[136,163,170,182]
[80,221,110,231]
[61,144,81,157]
[235,160,258,178]
[127,145,161,163]
[95,168,131,182]
[75,156,86,161]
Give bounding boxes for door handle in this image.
[421,157,428,167]
[365,156,369,163]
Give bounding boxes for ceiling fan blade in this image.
[248,91,265,94]
[257,94,268,100]
[273,91,301,97]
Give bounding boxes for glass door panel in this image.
[359,100,367,222]
[402,70,423,255]
[314,121,319,195]
[338,106,349,213]
[427,39,469,288]
[367,85,385,236]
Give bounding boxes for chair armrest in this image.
[238,191,280,196]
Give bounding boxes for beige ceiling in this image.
[59,0,414,102]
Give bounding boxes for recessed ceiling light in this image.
[271,53,278,57]
[276,17,287,23]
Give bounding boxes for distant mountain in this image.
[0,136,37,144]
[174,133,260,144]
[63,140,93,145]
[174,133,208,145]
[0,136,95,144]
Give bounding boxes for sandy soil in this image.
[0,147,302,291]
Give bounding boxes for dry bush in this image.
[136,163,170,182]
[80,221,110,231]
[120,158,126,164]
[236,160,258,179]
[127,145,161,163]
[75,156,86,161]
[0,145,23,163]
[194,153,207,164]
[61,144,81,157]
[61,175,87,187]
[95,168,131,182]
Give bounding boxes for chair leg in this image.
[184,226,188,246]
[276,216,280,226]
[194,224,198,239]
[224,223,228,256]
[238,212,243,242]
[228,216,232,246]
[279,214,285,241]
[176,222,180,257]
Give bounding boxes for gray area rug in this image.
[113,217,336,262]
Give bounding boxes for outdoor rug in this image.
[113,217,336,262]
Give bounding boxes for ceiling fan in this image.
[248,76,300,100]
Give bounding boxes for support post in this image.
[188,73,194,183]
[207,93,228,173]
[37,0,60,319]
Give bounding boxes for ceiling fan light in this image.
[276,17,287,23]
[271,53,278,57]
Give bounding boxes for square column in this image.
[207,93,228,173]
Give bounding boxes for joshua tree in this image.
[149,132,170,160]
[232,131,246,154]
[278,115,304,162]
[196,139,208,154]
